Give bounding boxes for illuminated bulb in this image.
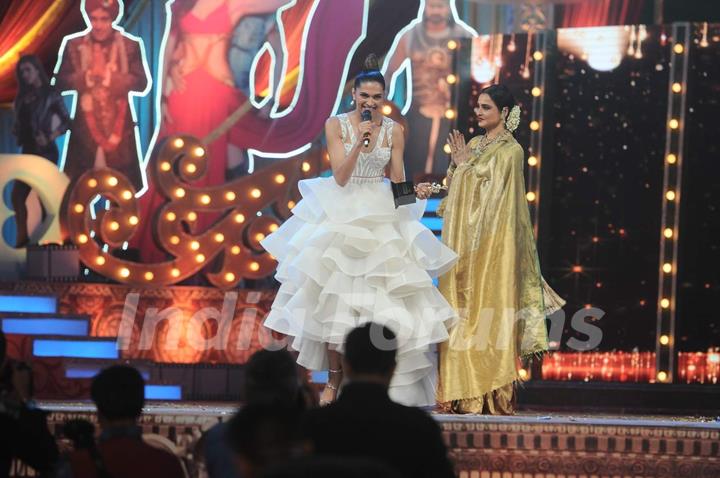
[170,235,180,245]
[119,268,130,278]
[107,176,118,187]
[663,263,673,273]
[223,191,236,202]
[77,234,89,244]
[666,190,676,201]
[144,271,154,281]
[444,109,456,120]
[526,191,536,202]
[234,213,245,223]
[669,119,679,129]
[121,190,133,200]
[673,43,684,54]
[225,272,236,283]
[530,121,540,131]
[88,178,98,188]
[250,188,262,198]
[672,83,682,93]
[443,143,452,154]
[187,211,198,221]
[196,254,206,263]
[255,233,266,242]
[175,187,186,198]
[173,138,185,149]
[661,298,670,309]
[660,335,670,345]
[160,161,171,172]
[666,154,677,164]
[572,265,583,273]
[664,228,674,238]
[528,156,538,166]
[193,146,205,157]
[269,224,278,232]
[287,201,296,209]
[231,245,241,255]
[109,221,120,231]
[275,174,286,184]
[518,368,528,379]
[382,105,392,115]
[129,215,139,225]
[533,51,544,61]
[446,74,457,84]
[166,212,177,221]
[186,163,197,174]
[447,40,458,50]
[302,162,311,172]
[657,371,668,382]
[214,233,225,243]
[249,261,260,271]
[74,204,85,214]
[190,241,200,251]
[200,194,211,205]
[171,268,180,278]
[95,256,106,266]
[531,87,542,97]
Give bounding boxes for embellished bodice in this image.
[338,113,394,184]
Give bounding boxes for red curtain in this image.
[558,0,646,28]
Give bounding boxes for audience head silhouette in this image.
[343,323,398,385]
[91,365,145,426]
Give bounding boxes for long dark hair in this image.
[14,55,49,103]
[354,53,385,90]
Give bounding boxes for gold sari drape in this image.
[437,134,564,412]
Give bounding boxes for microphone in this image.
[361,110,372,147]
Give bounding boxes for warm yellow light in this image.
[518,368,528,379]
[77,234,89,244]
[214,233,225,243]
[287,201,296,209]
[185,163,197,174]
[249,261,260,271]
[657,371,668,382]
[664,228,674,238]
[444,109,456,120]
[166,212,177,221]
[171,268,181,278]
[109,221,120,231]
[187,211,198,222]
[74,204,85,214]
[533,51,544,61]
[382,105,393,115]
[121,190,133,200]
[225,272,236,283]
[661,298,670,309]
[87,178,98,188]
[119,268,130,278]
[129,216,139,226]
[250,188,262,198]
[526,191,536,202]
[95,256,106,266]
[200,194,211,205]
[531,87,542,97]
[231,245,241,255]
[665,190,676,201]
[160,161,171,172]
[190,241,200,251]
[663,263,673,273]
[196,254,206,263]
[225,191,236,201]
[667,154,677,164]
[193,146,205,157]
[446,74,457,84]
[672,82,682,93]
[275,174,286,184]
[234,213,245,223]
[443,143,452,154]
[530,121,540,131]
[144,271,154,281]
[669,119,679,129]
[659,335,670,345]
[528,156,538,166]
[107,176,118,187]
[447,40,458,50]
[170,235,180,245]
[673,43,684,54]
[255,233,266,242]
[175,187,186,198]
[269,224,279,232]
[173,138,185,149]
[302,162,311,172]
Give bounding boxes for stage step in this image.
[1,315,90,336]
[0,294,57,313]
[33,337,120,359]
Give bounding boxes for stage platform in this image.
[21,401,719,478]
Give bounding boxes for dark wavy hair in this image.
[354,53,385,90]
[14,55,49,102]
[479,84,516,116]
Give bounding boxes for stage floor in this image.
[37,401,720,478]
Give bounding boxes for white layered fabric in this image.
[261,114,458,406]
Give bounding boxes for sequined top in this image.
[338,113,394,184]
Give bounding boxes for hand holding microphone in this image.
[360,109,373,148]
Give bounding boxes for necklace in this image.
[471,129,511,155]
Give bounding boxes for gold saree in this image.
[437,134,564,413]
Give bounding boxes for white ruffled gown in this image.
[261,113,458,407]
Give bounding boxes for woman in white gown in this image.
[261,54,458,407]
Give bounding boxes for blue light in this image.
[421,217,444,232]
[2,319,88,336]
[426,198,441,213]
[33,339,119,359]
[145,385,182,401]
[66,366,150,380]
[311,370,328,383]
[0,295,57,313]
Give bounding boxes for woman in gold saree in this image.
[437,85,564,414]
